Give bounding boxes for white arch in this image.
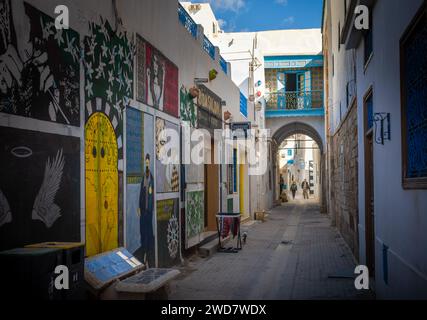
[266,117,325,153]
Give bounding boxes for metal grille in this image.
[404,14,427,179]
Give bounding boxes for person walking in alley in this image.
[302,179,310,200]
[290,181,298,200]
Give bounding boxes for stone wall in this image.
[329,102,359,258]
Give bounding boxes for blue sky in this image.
[190,0,323,32]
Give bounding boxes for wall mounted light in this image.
[374,112,391,145]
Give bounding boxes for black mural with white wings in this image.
[0,127,80,250]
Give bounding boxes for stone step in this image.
[198,236,231,258]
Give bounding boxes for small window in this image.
[401,3,427,188]
[240,92,248,118]
[364,11,373,66]
[228,164,233,195]
[332,54,335,77]
[338,22,341,51]
[364,89,374,132]
[227,149,238,194]
[288,149,293,156]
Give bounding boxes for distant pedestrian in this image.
[290,181,298,200]
[302,179,310,200]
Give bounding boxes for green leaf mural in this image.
[180,86,197,128]
[186,190,204,239]
[84,18,134,125]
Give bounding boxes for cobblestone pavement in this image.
[170,197,374,300]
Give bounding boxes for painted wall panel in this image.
[0,127,80,250]
[83,17,134,257]
[84,19,134,161]
[180,86,197,127]
[0,0,80,126]
[136,35,179,118]
[125,108,155,266]
[185,190,204,248]
[156,117,180,193]
[85,112,118,257]
[156,198,180,267]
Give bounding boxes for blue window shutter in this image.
[240,92,248,118]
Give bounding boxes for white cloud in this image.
[217,18,227,29]
[275,0,288,6]
[282,16,295,26]
[207,0,246,13]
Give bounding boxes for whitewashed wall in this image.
[355,0,427,299]
[326,0,427,298]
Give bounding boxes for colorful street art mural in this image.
[180,86,197,127]
[156,117,180,193]
[125,107,155,267]
[156,198,180,267]
[0,0,80,126]
[136,34,179,118]
[84,18,134,160]
[185,190,204,245]
[85,112,119,257]
[0,127,80,251]
[84,18,134,256]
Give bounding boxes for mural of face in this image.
[148,50,164,109]
[156,118,166,161]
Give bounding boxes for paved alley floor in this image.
[170,197,374,300]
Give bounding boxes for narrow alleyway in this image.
[170,196,373,300]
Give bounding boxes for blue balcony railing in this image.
[265,90,324,117]
[203,36,215,60]
[178,3,198,39]
[219,56,228,74]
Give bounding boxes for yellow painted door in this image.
[85,112,119,257]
